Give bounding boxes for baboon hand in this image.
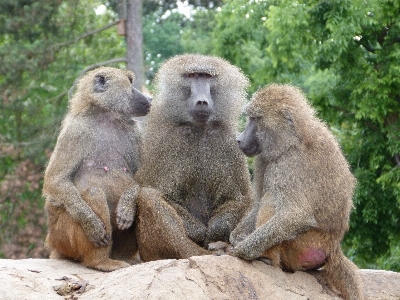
[116,204,134,230]
[116,188,137,230]
[229,231,248,246]
[83,216,110,247]
[232,240,261,261]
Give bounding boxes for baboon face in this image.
[153,54,248,126]
[184,72,215,123]
[237,87,299,160]
[84,67,151,117]
[236,117,262,157]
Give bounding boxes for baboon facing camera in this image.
[133,54,252,261]
[43,67,151,271]
[231,84,363,300]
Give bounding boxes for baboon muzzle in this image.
[189,80,213,123]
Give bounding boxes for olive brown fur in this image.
[231,83,363,300]
[133,54,252,261]
[43,67,151,272]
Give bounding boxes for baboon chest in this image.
[181,144,223,224]
[85,121,137,173]
[168,126,229,225]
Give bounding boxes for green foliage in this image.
[212,0,272,91]
[181,9,217,55]
[143,0,223,15]
[143,11,186,85]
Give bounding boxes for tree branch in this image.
[51,20,119,50]
[395,154,400,167]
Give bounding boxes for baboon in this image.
[43,67,151,271]
[230,84,363,300]
[133,54,252,261]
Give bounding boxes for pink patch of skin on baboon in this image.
[298,248,327,270]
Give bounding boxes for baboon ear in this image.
[282,109,295,131]
[93,74,108,93]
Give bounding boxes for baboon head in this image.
[152,54,249,126]
[237,83,317,160]
[70,67,151,118]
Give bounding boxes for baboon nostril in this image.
[197,100,208,106]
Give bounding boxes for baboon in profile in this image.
[133,54,252,261]
[231,84,363,300]
[43,67,151,271]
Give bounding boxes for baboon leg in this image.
[80,187,130,271]
[111,226,140,264]
[136,187,210,261]
[46,206,89,260]
[82,245,130,272]
[47,188,129,271]
[260,245,282,267]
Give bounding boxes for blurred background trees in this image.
[1,0,399,271]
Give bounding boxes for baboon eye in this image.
[94,74,108,92]
[98,75,106,85]
[128,76,133,84]
[186,73,213,79]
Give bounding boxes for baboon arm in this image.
[229,205,259,246]
[233,210,317,261]
[44,129,111,246]
[116,182,140,230]
[43,128,97,224]
[206,198,248,245]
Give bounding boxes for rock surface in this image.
[0,255,399,300]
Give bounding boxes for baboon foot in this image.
[49,250,66,259]
[84,258,130,272]
[257,257,273,265]
[208,241,233,256]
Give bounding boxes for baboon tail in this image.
[324,246,364,300]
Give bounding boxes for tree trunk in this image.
[125,0,143,91]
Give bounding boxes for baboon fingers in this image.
[92,232,111,247]
[257,257,273,265]
[208,241,234,256]
[208,241,229,251]
[116,207,134,230]
[116,186,138,230]
[84,217,111,247]
[232,240,261,261]
[229,231,249,246]
[116,215,133,230]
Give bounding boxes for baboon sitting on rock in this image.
[231,83,363,300]
[133,54,252,261]
[43,67,151,271]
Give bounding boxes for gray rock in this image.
[0,255,399,299]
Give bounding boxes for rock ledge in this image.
[1,255,399,299]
